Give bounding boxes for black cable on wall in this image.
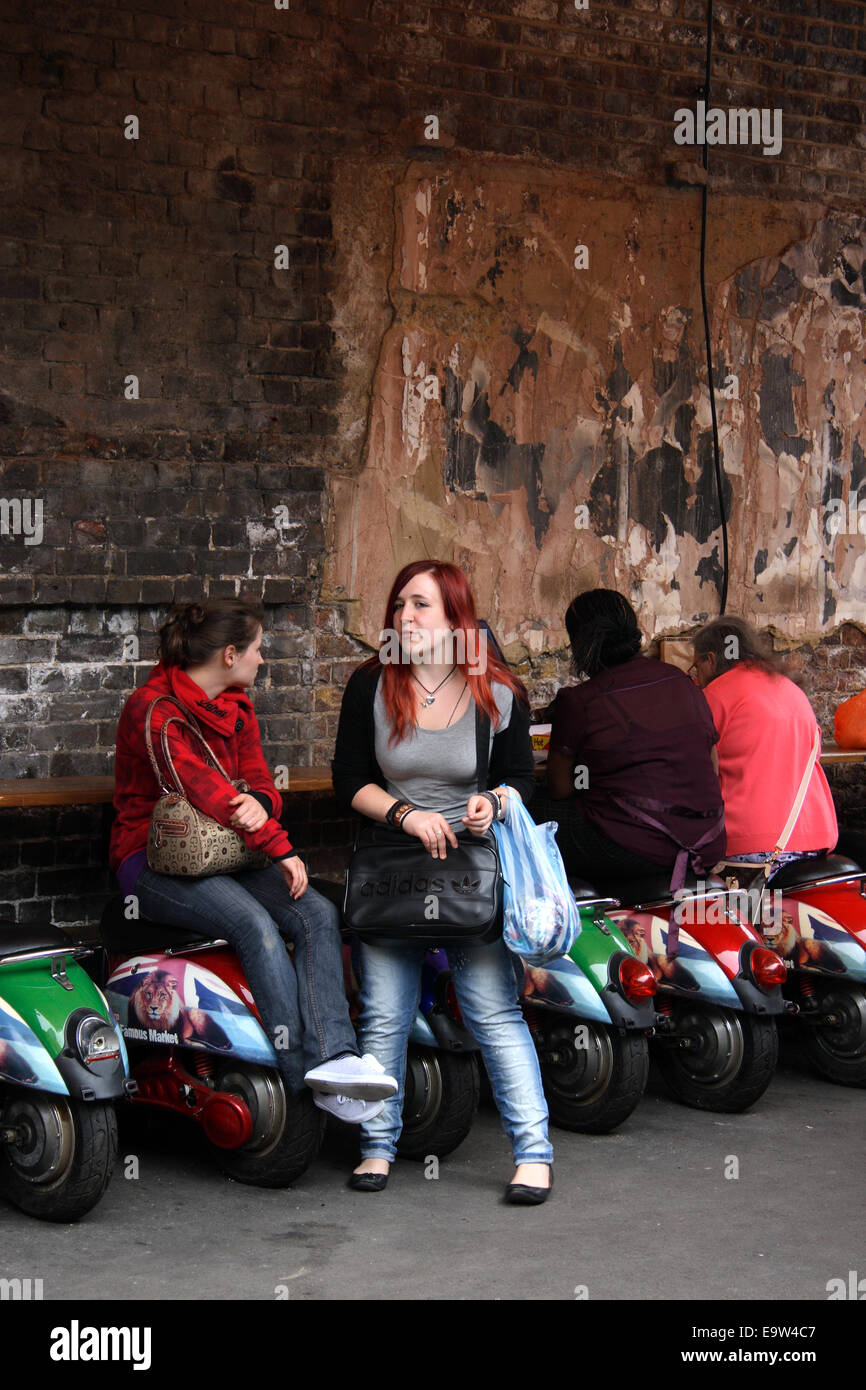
[698,0,730,615]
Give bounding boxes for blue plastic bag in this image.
[492,794,582,964]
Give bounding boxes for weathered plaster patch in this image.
[325,160,865,657]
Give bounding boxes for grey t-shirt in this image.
[374,680,513,829]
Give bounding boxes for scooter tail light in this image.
[749,947,787,991]
[618,956,656,1000]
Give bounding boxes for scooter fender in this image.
[1,958,130,1098]
[568,915,656,1029]
[608,908,744,1011]
[764,890,866,981]
[514,952,614,1026]
[106,951,278,1069]
[409,1013,440,1048]
[0,994,69,1096]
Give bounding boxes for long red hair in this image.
[363,560,528,743]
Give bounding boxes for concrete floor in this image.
[1,1051,863,1303]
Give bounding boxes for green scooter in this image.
[0,923,133,1222]
[514,882,657,1133]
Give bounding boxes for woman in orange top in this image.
[691,617,838,868]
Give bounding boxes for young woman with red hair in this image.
[332,561,554,1203]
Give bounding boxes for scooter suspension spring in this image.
[193,1054,214,1082]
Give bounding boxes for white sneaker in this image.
[304,1052,398,1100]
[313,1093,385,1124]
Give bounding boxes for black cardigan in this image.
[331,663,536,812]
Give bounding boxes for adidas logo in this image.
[452,876,480,895]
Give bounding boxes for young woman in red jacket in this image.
[110,597,396,1123]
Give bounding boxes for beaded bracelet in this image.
[386,799,417,830]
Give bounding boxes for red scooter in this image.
[97,891,479,1185]
[722,850,866,1088]
[595,868,788,1112]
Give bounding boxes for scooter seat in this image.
[768,852,863,890]
[0,924,76,960]
[99,894,220,956]
[568,877,617,904]
[591,868,713,907]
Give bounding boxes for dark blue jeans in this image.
[134,864,358,1094]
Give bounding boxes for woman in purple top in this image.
[540,590,725,891]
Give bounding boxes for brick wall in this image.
[0,790,356,936]
[789,623,866,832]
[2,0,864,455]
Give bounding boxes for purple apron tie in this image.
[608,794,725,957]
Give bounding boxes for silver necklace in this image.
[412,667,456,707]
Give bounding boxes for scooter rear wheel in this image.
[798,982,866,1087]
[0,1092,117,1222]
[536,1018,649,1134]
[396,1048,480,1160]
[208,1064,323,1187]
[655,1003,778,1112]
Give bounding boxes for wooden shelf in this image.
[0,749,861,810]
[0,768,334,808]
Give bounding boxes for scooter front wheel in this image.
[0,1092,117,1222]
[655,1004,778,1112]
[396,1048,480,1160]
[536,1018,649,1134]
[797,982,866,1087]
[208,1063,323,1188]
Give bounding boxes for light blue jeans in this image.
[357,937,553,1165]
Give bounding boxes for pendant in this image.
[424,695,435,706]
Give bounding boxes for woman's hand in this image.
[402,809,459,859]
[228,792,269,832]
[463,793,495,836]
[462,787,508,836]
[278,855,308,899]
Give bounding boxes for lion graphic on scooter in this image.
[129,968,230,1049]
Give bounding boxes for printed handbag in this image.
[145,697,269,878]
[343,824,503,945]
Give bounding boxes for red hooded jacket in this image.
[110,662,293,874]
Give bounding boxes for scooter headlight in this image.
[69,1012,122,1068]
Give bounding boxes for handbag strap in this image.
[715,726,822,929]
[475,703,490,793]
[773,726,821,857]
[753,726,822,888]
[144,696,236,797]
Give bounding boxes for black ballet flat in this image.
[504,1167,553,1205]
[348,1170,389,1192]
